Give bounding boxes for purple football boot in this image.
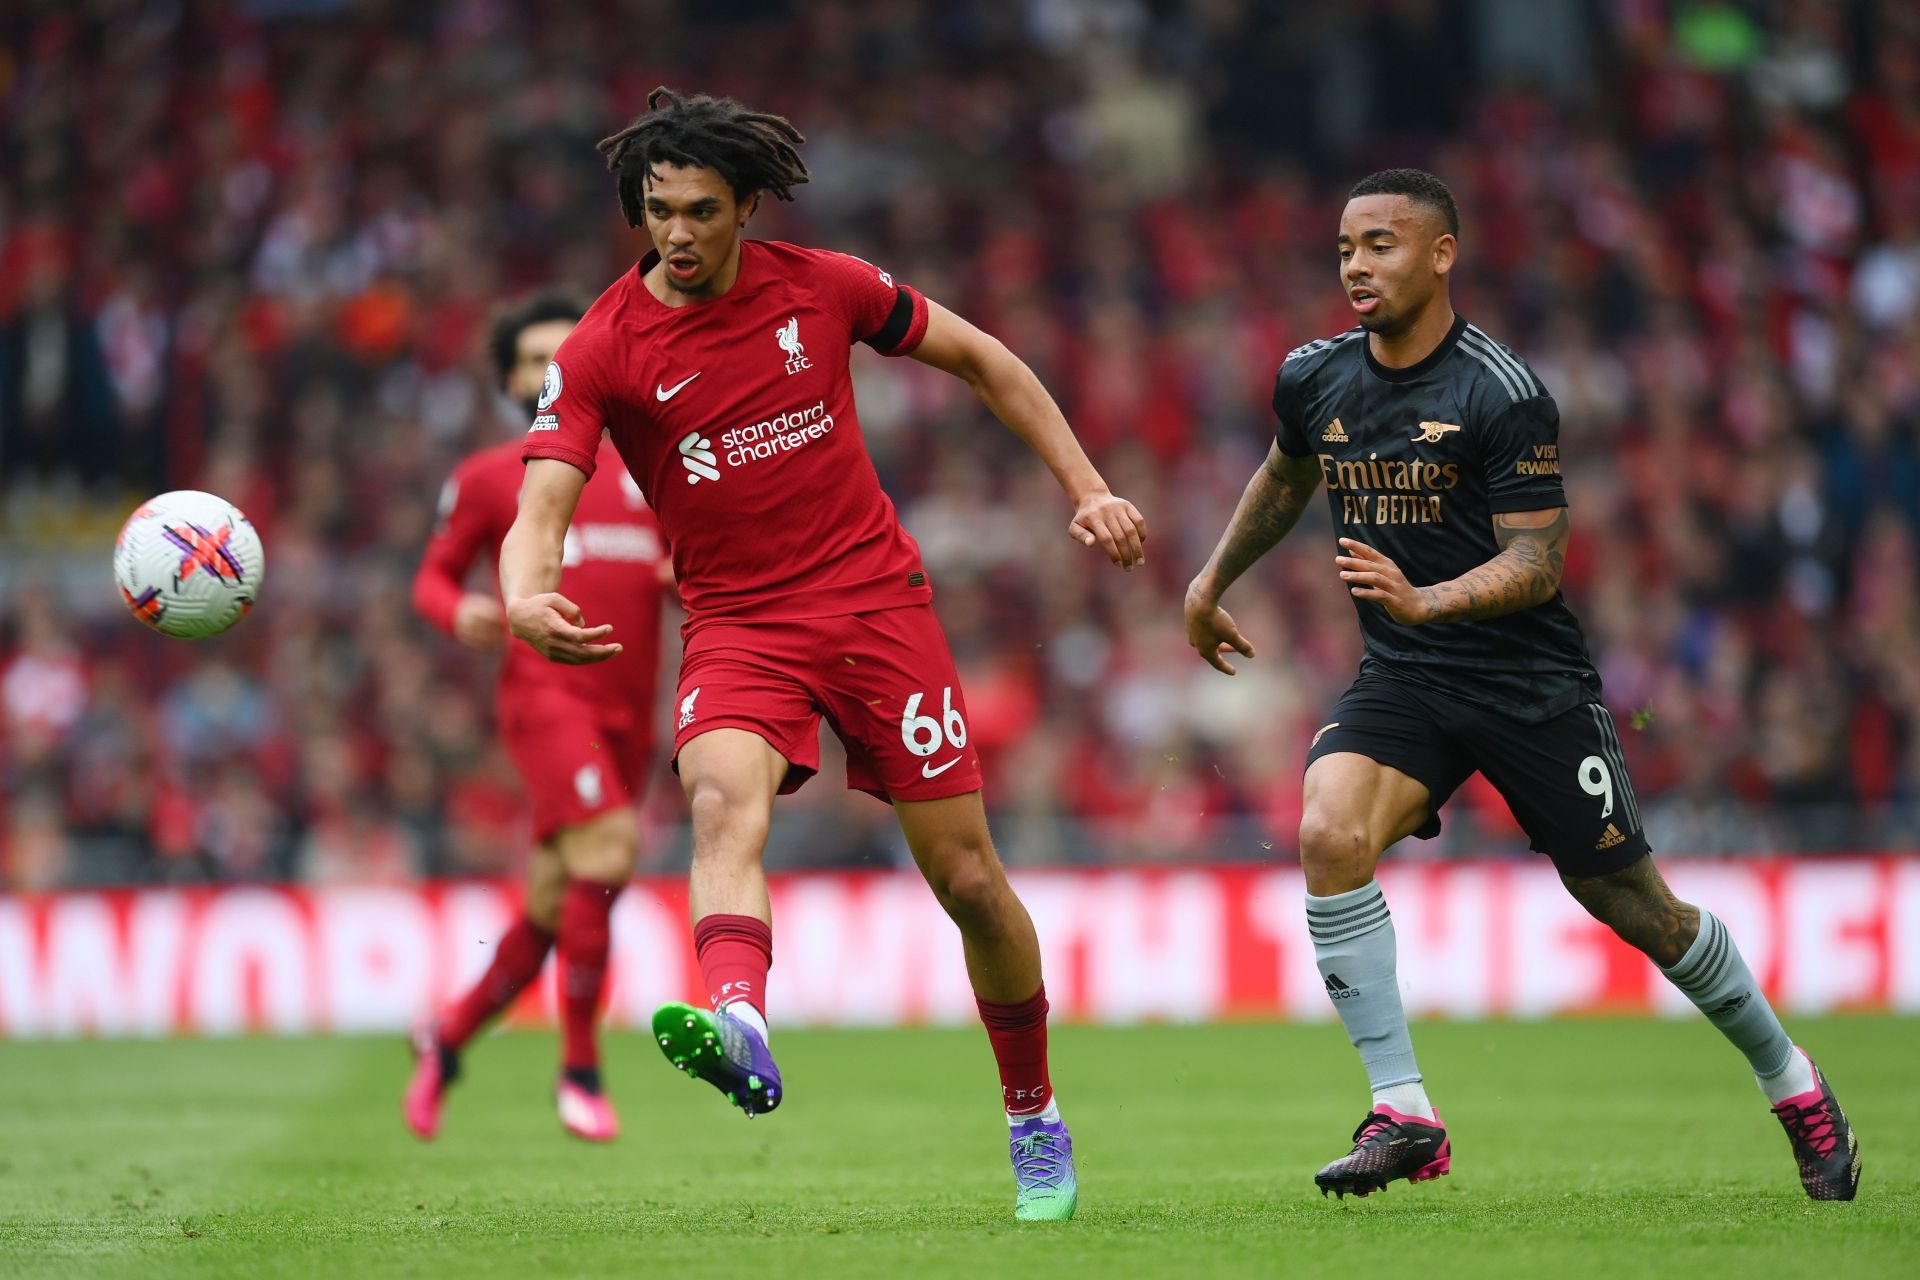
[651,1001,782,1116]
[1009,1113,1078,1221]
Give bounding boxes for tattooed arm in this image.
[1335,505,1569,627]
[1417,505,1570,623]
[1184,444,1322,673]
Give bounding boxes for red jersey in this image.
[414,435,669,718]
[521,240,932,631]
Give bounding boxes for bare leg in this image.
[677,728,787,925]
[894,791,1041,1002]
[1559,853,1699,966]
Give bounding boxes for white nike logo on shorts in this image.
[922,757,962,779]
[656,372,701,401]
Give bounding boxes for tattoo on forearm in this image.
[1418,507,1569,624]
[1561,855,1700,967]
[1203,447,1321,593]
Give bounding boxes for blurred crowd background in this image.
[4,0,1920,888]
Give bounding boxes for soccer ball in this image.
[113,490,265,639]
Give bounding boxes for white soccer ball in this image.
[113,490,265,639]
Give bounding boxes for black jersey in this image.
[1273,313,1601,722]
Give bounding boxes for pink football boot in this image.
[403,1023,458,1140]
[556,1076,620,1142]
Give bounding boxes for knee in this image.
[1296,811,1376,895]
[685,778,767,865]
[524,847,567,931]
[568,828,638,887]
[1562,872,1700,967]
[1598,903,1699,969]
[684,776,729,833]
[686,777,749,838]
[524,881,564,932]
[925,841,1009,928]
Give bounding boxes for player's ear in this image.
[1431,232,1457,279]
[739,191,761,227]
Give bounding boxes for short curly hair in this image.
[1348,168,1460,237]
[596,86,809,228]
[487,292,584,389]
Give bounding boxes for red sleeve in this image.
[812,249,929,356]
[520,330,610,477]
[412,456,495,634]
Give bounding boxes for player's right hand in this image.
[452,593,506,653]
[1183,588,1255,675]
[506,592,622,665]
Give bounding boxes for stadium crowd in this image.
[4,0,1920,887]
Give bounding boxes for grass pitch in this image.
[1,1017,1914,1278]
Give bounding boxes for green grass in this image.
[1,1017,1915,1278]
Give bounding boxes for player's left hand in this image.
[1336,538,1433,626]
[1070,491,1148,571]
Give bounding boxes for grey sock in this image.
[1660,911,1795,1079]
[1306,882,1421,1090]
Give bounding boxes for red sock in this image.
[559,879,622,1070]
[977,984,1052,1115]
[693,913,773,1018]
[440,915,554,1051]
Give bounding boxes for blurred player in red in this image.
[500,89,1145,1221]
[404,294,672,1143]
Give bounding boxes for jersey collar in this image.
[1362,312,1467,383]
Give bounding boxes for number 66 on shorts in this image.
[901,687,968,756]
[669,605,985,804]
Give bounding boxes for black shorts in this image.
[1303,669,1649,878]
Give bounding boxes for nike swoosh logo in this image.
[921,757,962,779]
[656,372,701,401]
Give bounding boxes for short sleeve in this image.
[1481,396,1566,513]
[520,333,609,479]
[1272,360,1312,458]
[813,250,929,356]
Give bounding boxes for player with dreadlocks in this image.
[501,87,1146,1221]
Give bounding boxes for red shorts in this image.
[500,690,654,843]
[671,605,983,803]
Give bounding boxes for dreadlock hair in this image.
[1348,168,1460,238]
[596,86,809,228]
[488,292,586,389]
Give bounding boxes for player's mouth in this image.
[667,254,701,281]
[1349,287,1381,315]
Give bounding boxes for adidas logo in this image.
[1709,991,1752,1017]
[1324,973,1359,1001]
[1595,822,1626,851]
[1321,418,1349,443]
